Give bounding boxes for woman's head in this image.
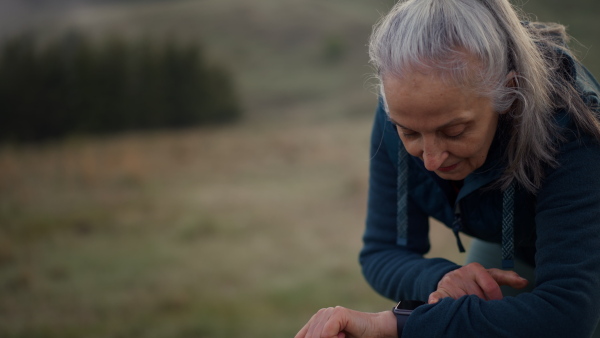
[383,71,500,180]
[370,0,565,191]
[370,0,517,113]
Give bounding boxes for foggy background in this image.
[0,0,598,337]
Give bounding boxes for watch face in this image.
[395,300,426,311]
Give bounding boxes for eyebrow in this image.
[388,116,470,131]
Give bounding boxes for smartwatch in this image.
[392,300,425,337]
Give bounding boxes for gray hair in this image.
[369,0,600,193]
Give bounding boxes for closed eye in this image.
[443,131,464,140]
[395,126,419,138]
[441,125,466,139]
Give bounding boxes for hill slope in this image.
[3,0,597,122]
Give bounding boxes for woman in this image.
[296,0,600,337]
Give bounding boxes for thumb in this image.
[487,268,529,289]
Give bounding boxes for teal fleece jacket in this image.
[359,56,600,336]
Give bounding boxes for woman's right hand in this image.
[295,306,397,338]
[428,262,529,304]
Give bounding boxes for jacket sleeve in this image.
[403,130,600,337]
[359,101,461,302]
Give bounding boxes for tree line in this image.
[0,33,241,142]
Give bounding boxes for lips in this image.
[437,162,459,172]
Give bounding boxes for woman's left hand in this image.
[295,306,397,338]
[428,262,529,304]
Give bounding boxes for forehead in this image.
[382,73,479,130]
[382,71,470,103]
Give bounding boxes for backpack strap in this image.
[501,181,516,269]
[378,109,409,247]
[396,139,409,246]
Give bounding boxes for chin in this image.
[435,170,468,181]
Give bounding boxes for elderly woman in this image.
[296,0,600,337]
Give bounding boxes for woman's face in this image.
[383,72,500,181]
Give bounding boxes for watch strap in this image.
[394,309,410,337]
[392,300,424,337]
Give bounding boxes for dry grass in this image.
[0,116,468,338]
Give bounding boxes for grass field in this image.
[0,0,597,337]
[0,116,469,337]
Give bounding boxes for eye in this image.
[396,126,419,139]
[443,132,463,140]
[442,126,465,139]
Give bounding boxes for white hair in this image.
[369,0,600,193]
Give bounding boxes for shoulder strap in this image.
[502,181,516,269]
[396,139,409,246]
[378,109,409,247]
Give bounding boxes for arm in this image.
[295,307,396,338]
[403,131,600,337]
[359,101,460,302]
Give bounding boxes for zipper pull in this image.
[453,204,466,253]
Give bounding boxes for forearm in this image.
[360,246,459,301]
[404,292,597,338]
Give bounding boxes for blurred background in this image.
[0,0,597,337]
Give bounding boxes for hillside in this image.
[1,0,395,123]
[2,0,597,123]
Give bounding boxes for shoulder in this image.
[525,21,600,107]
[537,56,600,194]
[541,109,600,199]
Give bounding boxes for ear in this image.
[499,71,518,115]
[505,70,518,89]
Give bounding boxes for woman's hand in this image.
[428,262,529,304]
[295,306,397,338]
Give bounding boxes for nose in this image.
[421,137,449,171]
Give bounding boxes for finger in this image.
[295,320,309,338]
[437,271,487,300]
[454,276,488,300]
[307,308,332,338]
[464,263,501,300]
[428,288,452,304]
[487,269,529,289]
[428,291,441,304]
[321,307,349,338]
[473,269,503,300]
[296,310,323,338]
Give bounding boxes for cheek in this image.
[447,140,485,159]
[449,143,474,156]
[454,140,492,169]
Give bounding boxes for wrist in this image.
[375,310,398,338]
